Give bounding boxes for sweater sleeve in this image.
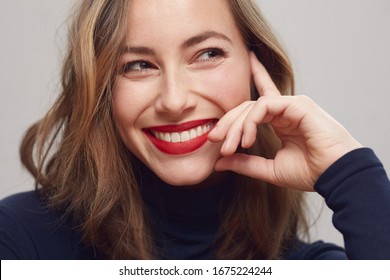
[314,148,390,259]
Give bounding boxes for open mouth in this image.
[143,119,217,155]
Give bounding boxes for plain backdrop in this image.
[1,0,389,248]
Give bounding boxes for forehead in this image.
[127,0,243,45]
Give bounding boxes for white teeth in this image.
[190,129,197,139]
[171,132,180,143]
[196,126,203,136]
[151,121,214,143]
[164,133,171,142]
[180,131,190,142]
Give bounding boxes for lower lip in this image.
[144,121,215,155]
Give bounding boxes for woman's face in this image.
[113,0,251,186]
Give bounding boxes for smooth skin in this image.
[208,52,363,191]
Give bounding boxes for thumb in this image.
[215,153,277,184]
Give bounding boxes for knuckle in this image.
[296,95,314,106]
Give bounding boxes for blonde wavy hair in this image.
[20,0,306,259]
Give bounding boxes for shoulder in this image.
[0,190,47,215]
[0,190,56,229]
[0,190,97,259]
[285,240,347,260]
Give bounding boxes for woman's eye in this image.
[195,48,227,63]
[123,61,154,73]
[120,60,159,79]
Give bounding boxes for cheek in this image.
[112,80,149,130]
[195,64,251,112]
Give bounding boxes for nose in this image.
[155,68,196,117]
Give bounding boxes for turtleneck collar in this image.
[135,160,235,259]
[138,161,234,222]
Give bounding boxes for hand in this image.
[208,52,362,191]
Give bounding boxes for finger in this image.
[242,96,301,147]
[250,52,281,97]
[208,101,254,142]
[219,103,254,156]
[215,153,279,185]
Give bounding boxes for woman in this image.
[0,0,389,259]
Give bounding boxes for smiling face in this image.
[113,0,251,186]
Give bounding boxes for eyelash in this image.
[121,60,156,74]
[120,46,229,75]
[193,46,229,63]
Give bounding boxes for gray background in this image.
[1,0,389,247]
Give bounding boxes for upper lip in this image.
[144,118,218,133]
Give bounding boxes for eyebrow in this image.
[122,30,232,55]
[180,30,232,49]
[122,46,155,56]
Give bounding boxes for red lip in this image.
[143,119,217,155]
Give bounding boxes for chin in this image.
[158,170,214,187]
[153,161,221,187]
